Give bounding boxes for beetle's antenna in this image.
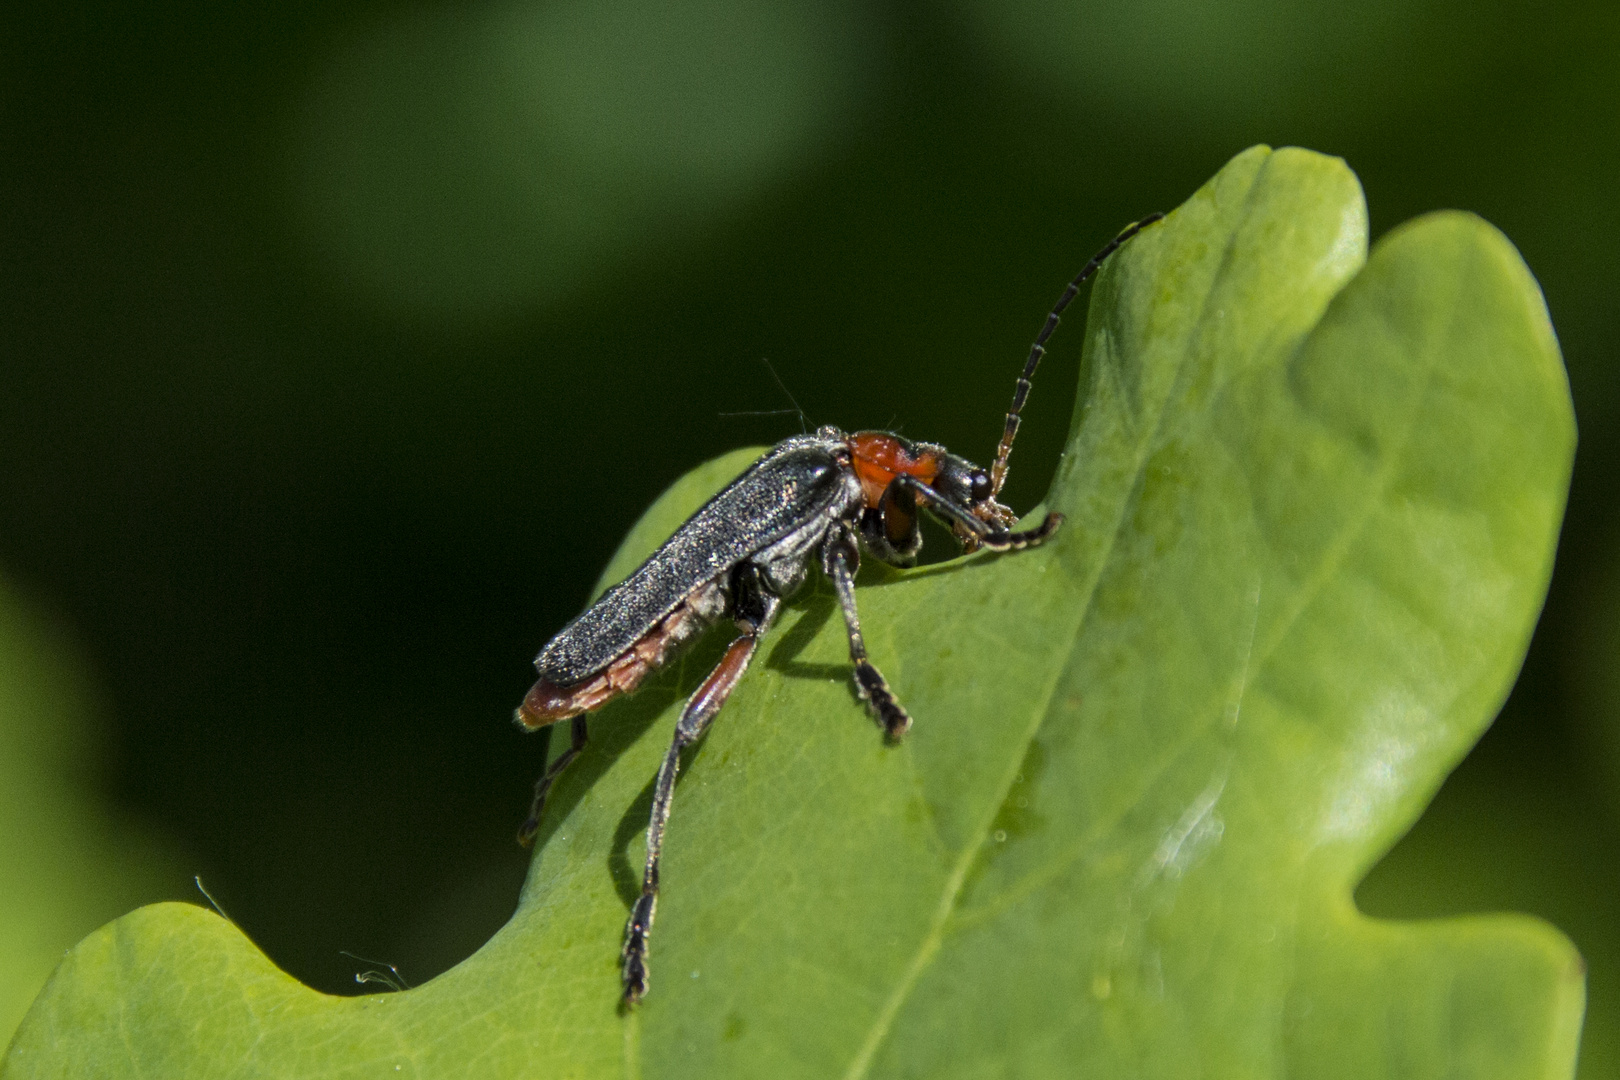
[989,212,1165,498]
[760,357,809,434]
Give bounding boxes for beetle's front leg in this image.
[823,526,912,741]
[892,473,1064,553]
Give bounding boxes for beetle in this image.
[515,213,1163,1006]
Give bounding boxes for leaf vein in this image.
[839,180,1271,1078]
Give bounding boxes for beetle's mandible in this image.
[514,213,1163,1006]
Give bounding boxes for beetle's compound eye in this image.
[970,471,992,503]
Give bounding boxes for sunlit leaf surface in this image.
[1,147,1580,1079]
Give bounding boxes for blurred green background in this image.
[1,0,1615,1072]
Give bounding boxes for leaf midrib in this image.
[923,230,1460,1069]
[838,187,1274,1080]
[955,231,1453,943]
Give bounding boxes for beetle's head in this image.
[932,452,1018,544]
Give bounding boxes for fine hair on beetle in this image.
[716,357,811,435]
[513,213,1164,1006]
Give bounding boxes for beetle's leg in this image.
[894,474,1064,553]
[516,713,589,847]
[623,594,779,1006]
[858,481,922,568]
[823,526,912,741]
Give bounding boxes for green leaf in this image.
[0,580,180,1050]
[2,146,1581,1078]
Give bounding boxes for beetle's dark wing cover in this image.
[535,436,854,685]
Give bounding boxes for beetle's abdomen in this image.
[516,577,727,728]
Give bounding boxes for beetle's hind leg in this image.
[622,579,781,1006]
[517,713,589,847]
[823,526,912,741]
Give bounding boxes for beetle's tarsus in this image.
[854,660,911,741]
[621,892,656,1005]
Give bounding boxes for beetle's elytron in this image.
[515,213,1163,1005]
